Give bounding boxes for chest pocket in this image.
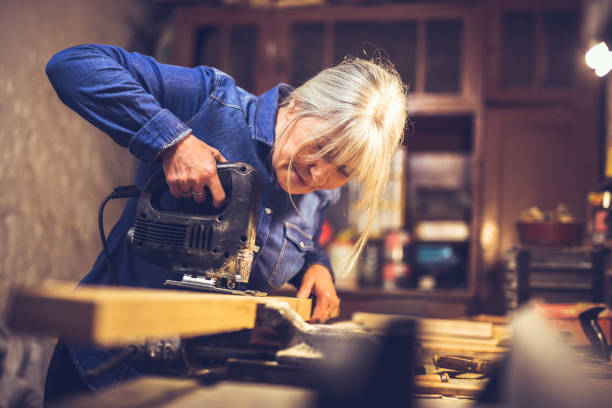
[266,222,314,289]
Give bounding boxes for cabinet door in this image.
[289,22,326,87]
[486,0,586,102]
[332,20,418,89]
[424,19,464,94]
[193,25,259,92]
[174,8,276,94]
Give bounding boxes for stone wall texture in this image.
[0,1,172,405]
[0,0,168,314]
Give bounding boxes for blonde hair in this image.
[273,56,408,274]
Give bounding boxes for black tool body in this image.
[127,162,260,286]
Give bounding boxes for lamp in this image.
[585,41,612,77]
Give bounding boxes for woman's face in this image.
[273,113,352,195]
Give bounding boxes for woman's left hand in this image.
[296,264,340,323]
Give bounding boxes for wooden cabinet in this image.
[173,4,483,113]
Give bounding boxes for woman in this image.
[43,44,407,398]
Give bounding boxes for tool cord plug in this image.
[111,185,141,198]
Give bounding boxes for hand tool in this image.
[99,163,261,295]
[433,354,499,375]
[124,162,262,295]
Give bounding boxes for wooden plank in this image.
[7,284,311,347]
[471,314,511,325]
[52,376,315,408]
[352,312,495,339]
[260,296,311,320]
[419,335,506,349]
[352,312,511,354]
[413,379,484,398]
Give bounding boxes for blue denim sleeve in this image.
[45,44,216,162]
[287,215,333,290]
[305,238,334,276]
[289,189,341,288]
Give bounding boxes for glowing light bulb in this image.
[585,42,612,77]
[603,191,611,209]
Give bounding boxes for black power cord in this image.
[97,185,141,281]
[83,345,138,384]
[83,185,142,385]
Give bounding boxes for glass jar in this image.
[587,181,612,244]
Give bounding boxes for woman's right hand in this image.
[160,134,227,207]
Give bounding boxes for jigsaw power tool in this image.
[124,162,262,295]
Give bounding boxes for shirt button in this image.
[264,208,272,215]
[253,245,260,253]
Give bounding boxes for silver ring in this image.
[192,191,203,197]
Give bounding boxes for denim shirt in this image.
[45,44,340,390]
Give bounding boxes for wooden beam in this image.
[352,312,510,354]
[7,284,311,347]
[413,378,484,398]
[54,376,315,408]
[352,312,496,338]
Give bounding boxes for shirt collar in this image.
[254,83,293,146]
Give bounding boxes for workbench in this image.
[8,284,612,407]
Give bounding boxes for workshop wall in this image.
[0,0,169,314]
[0,3,175,405]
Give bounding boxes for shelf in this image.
[337,287,473,300]
[336,287,475,319]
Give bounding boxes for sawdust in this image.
[277,342,322,359]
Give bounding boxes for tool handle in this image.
[145,162,236,199]
[141,163,245,218]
